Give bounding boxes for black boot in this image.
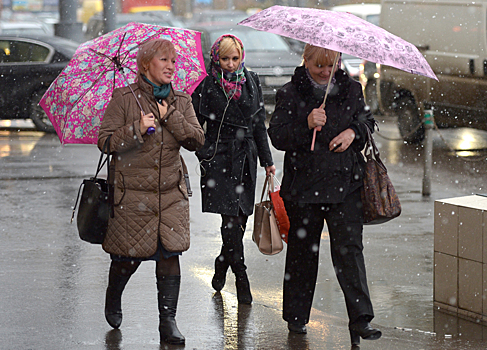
[212,253,229,292]
[235,271,252,304]
[105,261,137,329]
[158,275,185,345]
[222,218,252,304]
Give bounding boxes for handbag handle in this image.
[364,126,387,172]
[259,174,275,203]
[70,136,112,223]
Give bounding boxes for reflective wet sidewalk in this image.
[1,121,487,349]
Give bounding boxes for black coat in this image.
[192,68,274,216]
[268,66,375,204]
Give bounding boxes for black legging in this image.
[110,255,180,281]
[283,188,374,325]
[219,213,248,274]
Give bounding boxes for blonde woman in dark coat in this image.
[192,35,275,304]
[268,44,380,348]
[98,39,204,345]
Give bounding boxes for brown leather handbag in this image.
[253,175,283,255]
[361,127,401,225]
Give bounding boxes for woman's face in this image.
[145,49,176,86]
[219,47,241,73]
[304,56,338,85]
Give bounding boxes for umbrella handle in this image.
[311,53,340,151]
[147,127,155,135]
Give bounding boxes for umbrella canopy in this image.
[40,22,207,145]
[238,5,437,81]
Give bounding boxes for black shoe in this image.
[235,272,252,304]
[211,255,229,292]
[349,322,381,341]
[288,322,307,334]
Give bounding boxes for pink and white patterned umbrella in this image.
[238,5,437,81]
[40,22,207,145]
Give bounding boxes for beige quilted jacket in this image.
[98,78,204,258]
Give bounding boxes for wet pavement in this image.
[1,117,487,349]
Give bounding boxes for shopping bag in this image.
[253,175,283,255]
[361,127,401,224]
[268,175,290,243]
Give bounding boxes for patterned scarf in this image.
[210,34,246,100]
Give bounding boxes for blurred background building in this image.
[0,0,380,21]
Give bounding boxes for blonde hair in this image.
[219,36,242,61]
[302,44,339,67]
[137,39,176,77]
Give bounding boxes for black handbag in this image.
[71,137,112,244]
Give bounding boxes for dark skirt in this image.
[110,240,182,262]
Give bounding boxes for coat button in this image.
[154,166,158,171]
[155,212,159,217]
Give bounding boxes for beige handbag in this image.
[253,175,283,255]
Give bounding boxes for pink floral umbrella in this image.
[238,5,437,150]
[238,5,437,80]
[40,22,207,145]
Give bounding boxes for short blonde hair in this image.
[137,39,176,77]
[302,44,339,67]
[219,36,242,61]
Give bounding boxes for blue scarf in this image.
[143,75,171,101]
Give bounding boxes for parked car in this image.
[186,9,248,26]
[377,0,487,143]
[0,34,79,132]
[189,24,301,106]
[84,11,185,41]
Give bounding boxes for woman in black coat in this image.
[191,34,275,304]
[268,44,380,348]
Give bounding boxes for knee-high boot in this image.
[105,261,139,329]
[158,275,185,345]
[222,224,252,304]
[212,226,231,292]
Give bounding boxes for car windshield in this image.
[209,30,290,52]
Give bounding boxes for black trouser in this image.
[283,188,374,325]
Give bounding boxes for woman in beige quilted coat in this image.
[97,39,204,345]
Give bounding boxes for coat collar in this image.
[291,66,351,105]
[136,74,177,105]
[197,67,262,128]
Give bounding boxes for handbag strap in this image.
[70,136,113,223]
[95,136,111,179]
[364,125,387,171]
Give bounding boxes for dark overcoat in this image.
[191,68,274,216]
[98,77,204,257]
[268,66,375,204]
